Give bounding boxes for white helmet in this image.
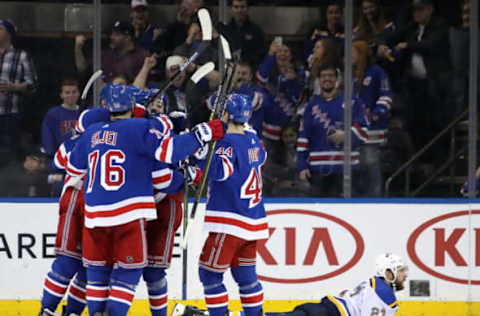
[375,253,405,283]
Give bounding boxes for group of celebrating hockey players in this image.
[38,82,408,316]
[38,81,270,316]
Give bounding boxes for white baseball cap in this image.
[131,0,148,10]
[166,55,185,71]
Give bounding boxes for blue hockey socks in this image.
[105,267,142,316]
[86,265,112,315]
[199,267,229,316]
[143,267,168,316]
[64,266,87,315]
[41,255,82,314]
[231,266,264,316]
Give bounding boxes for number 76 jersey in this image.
[201,128,268,241]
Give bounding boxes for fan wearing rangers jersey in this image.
[267,253,407,316]
[297,64,368,197]
[195,93,268,316]
[66,84,224,316]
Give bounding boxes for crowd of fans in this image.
[0,0,475,197]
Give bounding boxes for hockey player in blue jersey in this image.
[194,93,268,316]
[266,253,407,316]
[66,84,224,316]
[297,64,368,197]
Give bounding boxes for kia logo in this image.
[407,210,480,285]
[257,209,364,283]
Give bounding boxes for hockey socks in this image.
[41,255,82,314]
[105,267,142,316]
[231,266,264,316]
[64,267,87,315]
[143,267,168,316]
[86,266,112,315]
[199,267,229,316]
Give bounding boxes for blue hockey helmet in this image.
[225,93,252,123]
[100,84,135,113]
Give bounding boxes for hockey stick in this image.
[180,62,236,249]
[148,8,212,104]
[80,69,103,109]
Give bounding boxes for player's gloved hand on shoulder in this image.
[193,119,224,146]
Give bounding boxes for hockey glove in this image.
[186,165,202,186]
[193,120,224,146]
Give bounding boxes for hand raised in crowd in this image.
[299,169,311,181]
[143,54,158,70]
[75,34,87,48]
[186,23,201,45]
[268,41,282,56]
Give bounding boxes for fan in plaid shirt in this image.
[0,19,38,161]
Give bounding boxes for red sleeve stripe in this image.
[252,91,263,111]
[152,169,173,189]
[219,155,233,181]
[351,123,369,142]
[54,144,68,169]
[66,162,86,177]
[156,137,173,163]
[160,115,173,134]
[75,110,87,134]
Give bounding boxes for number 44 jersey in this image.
[327,276,399,316]
[201,127,268,241]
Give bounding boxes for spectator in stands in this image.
[354,0,395,63]
[304,1,344,61]
[308,38,342,96]
[222,0,267,67]
[159,55,212,127]
[0,147,49,197]
[173,20,219,66]
[41,78,81,196]
[352,40,392,197]
[75,21,149,83]
[297,64,367,197]
[130,0,164,53]
[263,122,312,197]
[0,19,38,162]
[161,0,204,55]
[378,0,452,163]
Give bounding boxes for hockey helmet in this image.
[375,253,406,283]
[225,93,252,123]
[101,84,135,113]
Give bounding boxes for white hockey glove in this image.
[193,120,224,146]
[193,144,209,160]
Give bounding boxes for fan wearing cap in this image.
[0,18,38,160]
[130,0,164,54]
[75,20,149,83]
